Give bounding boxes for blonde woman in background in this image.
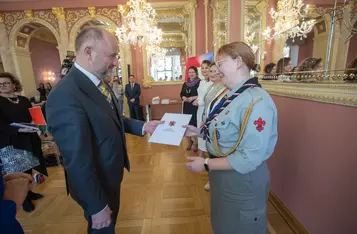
[193,60,212,157]
[201,62,226,191]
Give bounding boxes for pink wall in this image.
[207,5,213,53]
[195,0,206,55]
[229,0,243,42]
[268,95,357,234]
[0,0,127,11]
[298,31,314,65]
[0,0,198,11]
[29,37,61,87]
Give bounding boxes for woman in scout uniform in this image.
[184,42,278,234]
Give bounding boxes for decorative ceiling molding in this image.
[52,7,66,20]
[260,81,357,107]
[24,9,33,21]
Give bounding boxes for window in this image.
[149,48,183,82]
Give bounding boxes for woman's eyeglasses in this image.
[0,82,11,87]
[216,56,238,68]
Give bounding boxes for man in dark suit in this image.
[46,27,162,234]
[125,75,141,120]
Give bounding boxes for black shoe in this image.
[28,191,44,200]
[22,198,35,212]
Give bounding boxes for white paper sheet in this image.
[148,113,192,146]
[10,122,39,131]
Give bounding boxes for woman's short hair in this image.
[188,66,198,75]
[201,60,211,67]
[264,63,276,74]
[209,62,216,67]
[276,57,291,75]
[0,72,23,92]
[297,57,322,72]
[217,41,257,71]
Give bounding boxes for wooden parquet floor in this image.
[18,134,294,234]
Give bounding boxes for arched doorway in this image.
[346,20,357,65]
[9,20,61,97]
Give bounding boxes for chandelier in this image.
[263,0,316,41]
[244,31,258,53]
[116,0,163,47]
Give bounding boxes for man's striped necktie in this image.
[98,81,113,107]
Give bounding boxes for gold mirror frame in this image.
[142,0,197,88]
[211,0,229,54]
[244,0,357,108]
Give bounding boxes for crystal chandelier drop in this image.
[147,44,167,58]
[244,31,258,53]
[116,0,163,47]
[263,0,316,41]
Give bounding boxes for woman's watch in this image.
[204,158,210,171]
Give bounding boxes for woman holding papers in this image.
[180,66,201,152]
[0,72,48,212]
[184,42,278,234]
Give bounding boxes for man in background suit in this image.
[125,75,141,120]
[46,27,162,234]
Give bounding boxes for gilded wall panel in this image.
[4,10,59,36]
[66,9,90,33]
[4,12,26,35]
[96,7,121,26]
[33,10,59,33]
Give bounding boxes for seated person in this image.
[262,63,276,80]
[296,57,323,82]
[276,57,293,82]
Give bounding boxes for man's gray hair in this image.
[75,27,105,52]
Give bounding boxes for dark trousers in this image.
[129,104,140,120]
[86,194,120,234]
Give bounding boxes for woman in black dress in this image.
[37,83,47,101]
[0,72,48,212]
[45,82,52,97]
[180,66,201,152]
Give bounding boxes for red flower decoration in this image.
[254,118,266,132]
[169,121,176,127]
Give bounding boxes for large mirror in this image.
[142,2,195,87]
[150,47,184,82]
[244,0,357,83]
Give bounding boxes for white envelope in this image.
[148,113,192,146]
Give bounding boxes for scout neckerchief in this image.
[201,77,261,142]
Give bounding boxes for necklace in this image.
[4,96,19,104]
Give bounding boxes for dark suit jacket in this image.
[125,83,141,106]
[0,174,24,234]
[46,67,145,217]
